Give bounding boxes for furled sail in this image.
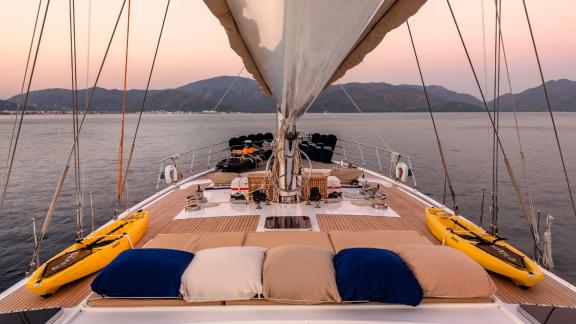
[204,0,426,125]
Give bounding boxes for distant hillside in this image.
[309,82,482,113]
[491,79,576,112]
[0,99,17,111]
[5,76,575,113]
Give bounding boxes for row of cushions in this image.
[182,245,340,304]
[92,244,496,305]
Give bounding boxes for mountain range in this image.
[3,77,576,113]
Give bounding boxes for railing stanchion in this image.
[375,148,383,175]
[190,150,196,175]
[156,162,163,192]
[407,157,417,188]
[358,144,366,168]
[207,146,213,169]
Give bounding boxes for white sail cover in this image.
[204,0,426,126]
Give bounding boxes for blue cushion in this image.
[91,248,194,298]
[334,248,423,306]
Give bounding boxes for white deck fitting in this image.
[64,304,521,324]
[174,189,400,232]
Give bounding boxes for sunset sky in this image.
[0,0,574,99]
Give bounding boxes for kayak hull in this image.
[425,207,544,287]
[26,210,149,296]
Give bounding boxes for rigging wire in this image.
[85,0,91,110]
[490,0,502,235]
[68,0,83,238]
[406,20,458,213]
[0,0,51,218]
[122,0,172,206]
[445,0,536,241]
[29,0,128,271]
[63,0,128,168]
[521,0,576,218]
[1,0,44,199]
[338,83,393,152]
[481,0,488,94]
[187,66,246,141]
[116,0,132,212]
[489,0,542,260]
[497,14,540,258]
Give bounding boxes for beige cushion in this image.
[262,245,341,304]
[244,232,334,251]
[393,244,497,298]
[329,230,431,252]
[144,232,246,253]
[208,172,239,185]
[180,246,266,302]
[331,167,363,183]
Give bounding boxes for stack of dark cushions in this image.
[229,133,274,150]
[299,133,337,164]
[219,133,274,173]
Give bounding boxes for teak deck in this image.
[1,176,575,312]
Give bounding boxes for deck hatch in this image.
[264,216,312,231]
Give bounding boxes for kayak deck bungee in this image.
[425,207,544,287]
[26,210,149,296]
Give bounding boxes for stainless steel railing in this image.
[156,141,229,191]
[156,137,417,190]
[333,138,417,188]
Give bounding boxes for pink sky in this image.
[0,0,574,99]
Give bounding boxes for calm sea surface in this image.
[1,112,575,291]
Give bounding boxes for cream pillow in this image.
[180,246,266,302]
[262,245,341,304]
[393,244,497,298]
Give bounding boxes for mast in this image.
[274,111,300,203]
[204,0,426,201]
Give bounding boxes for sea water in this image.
[0,112,575,291]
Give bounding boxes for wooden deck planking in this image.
[318,186,576,307]
[2,180,575,312]
[0,185,258,313]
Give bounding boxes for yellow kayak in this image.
[425,207,544,287]
[26,209,149,296]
